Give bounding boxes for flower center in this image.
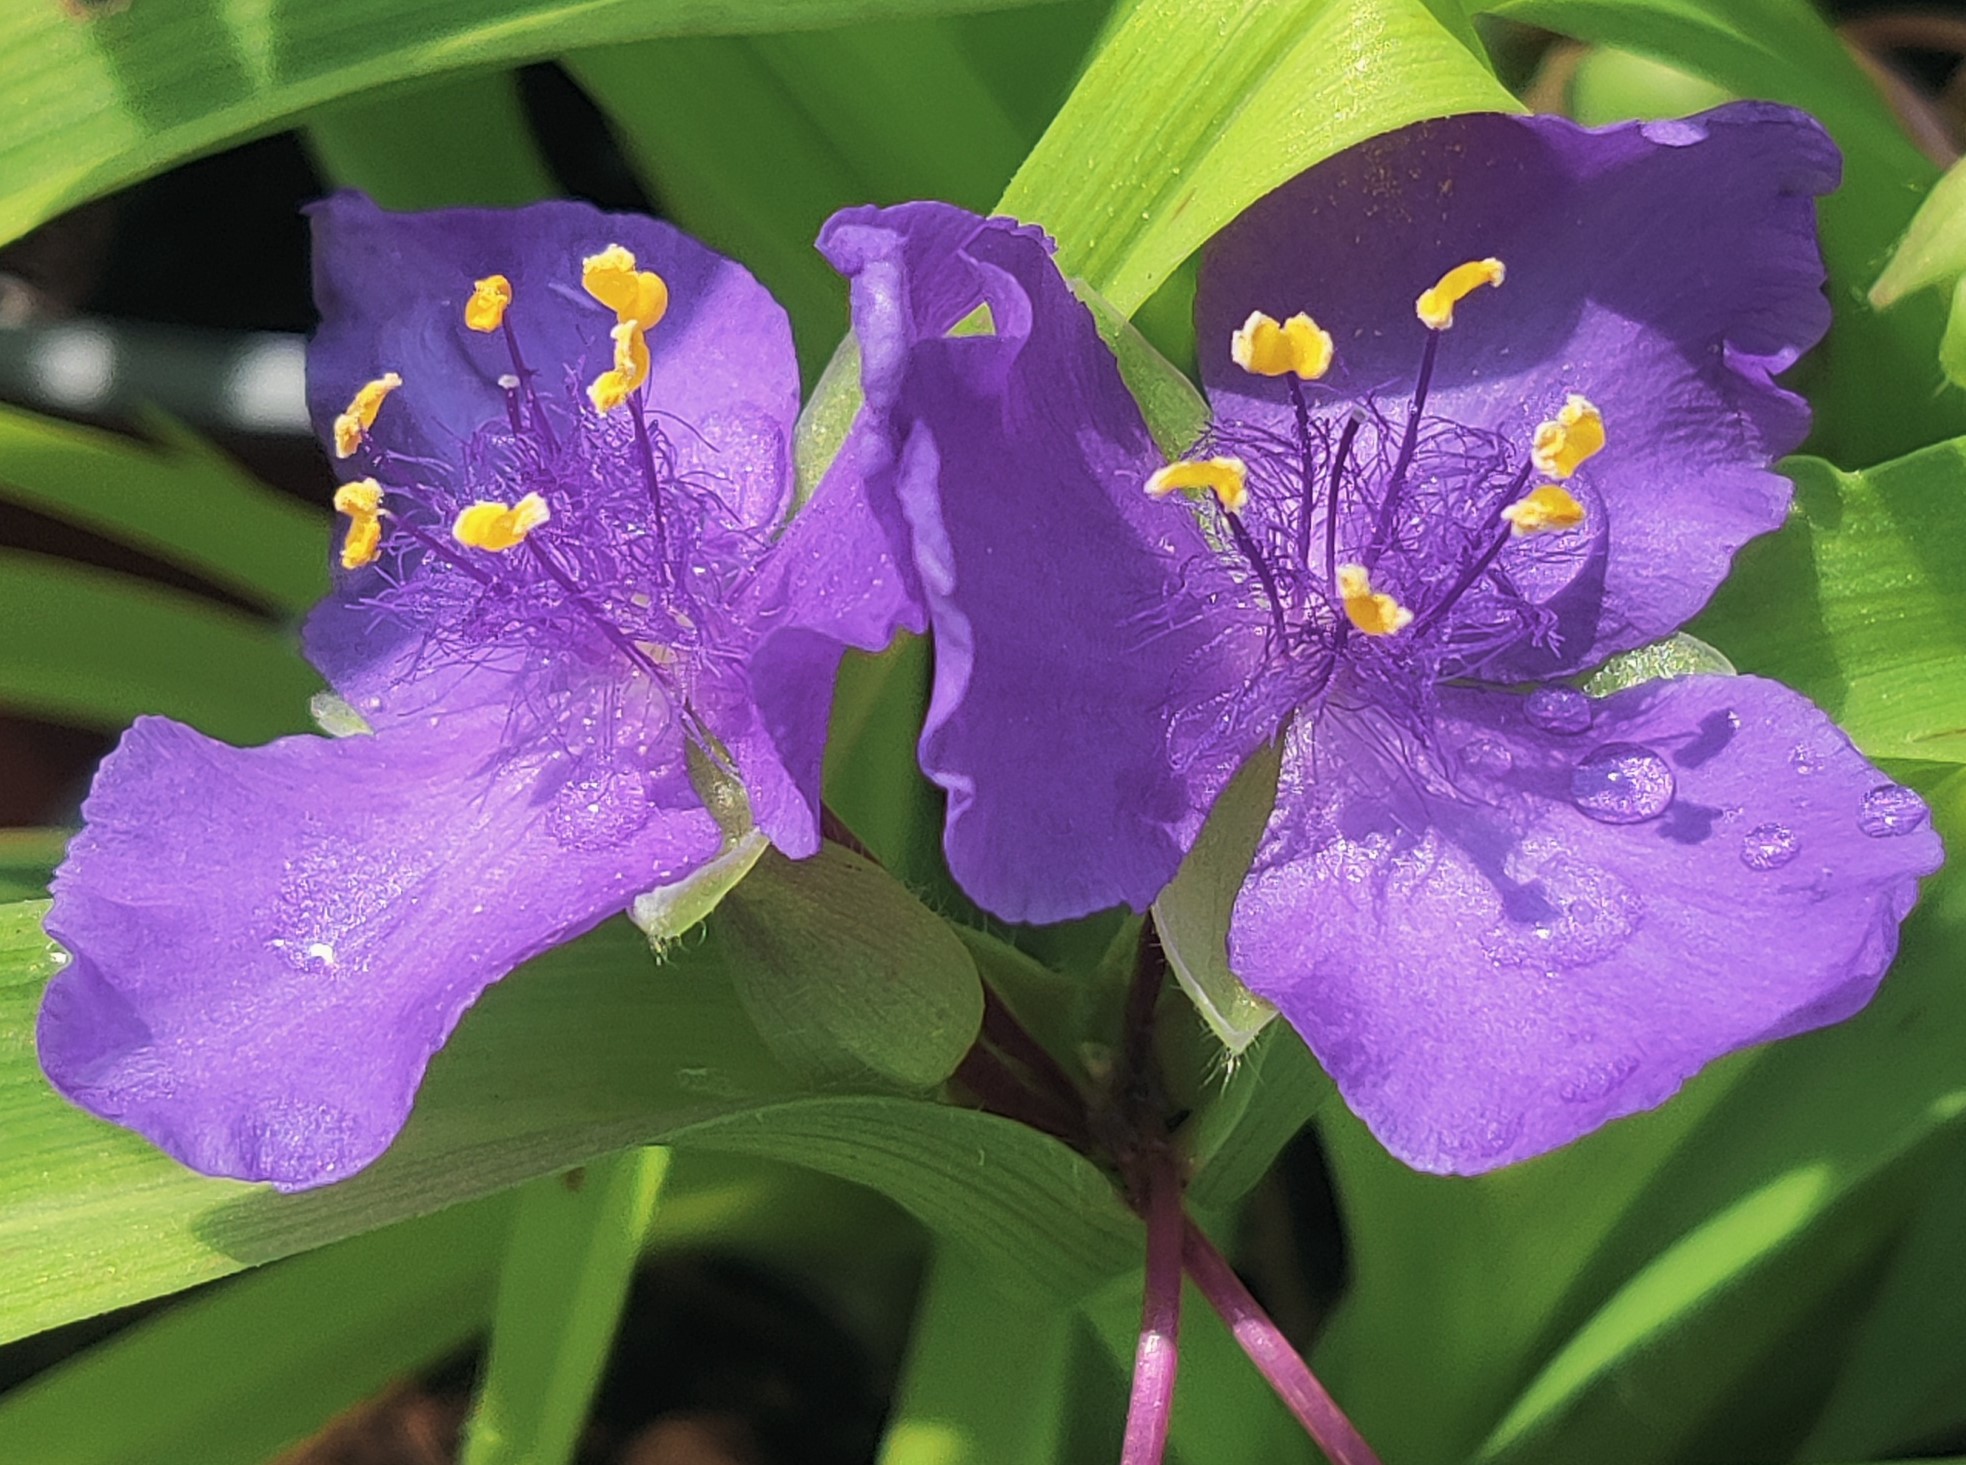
[1150,259,1600,688]
[326,245,765,739]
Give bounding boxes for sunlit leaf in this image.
[1698,446,1966,764]
[0,0,1075,249]
[0,552,319,742]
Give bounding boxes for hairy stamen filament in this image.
[1364,329,1439,568]
[501,319,558,453]
[1288,376,1319,571]
[628,391,673,579]
[391,515,497,587]
[1407,462,1535,636]
[525,537,666,680]
[1224,511,1289,647]
[1325,411,1362,587]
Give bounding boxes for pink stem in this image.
[1120,1152,1184,1465]
[1182,1220,1384,1465]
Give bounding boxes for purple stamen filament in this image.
[1288,375,1318,571]
[1408,460,1535,636]
[1225,510,1289,646]
[628,389,673,578]
[501,317,558,453]
[389,514,495,587]
[1365,327,1439,567]
[524,537,665,680]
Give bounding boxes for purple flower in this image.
[821,104,1946,1172]
[37,195,915,1189]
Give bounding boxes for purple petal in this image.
[309,192,798,496]
[1229,675,1940,1173]
[306,194,800,714]
[734,445,928,857]
[1197,104,1838,677]
[39,711,720,1188]
[822,203,1280,923]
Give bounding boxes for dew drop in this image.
[1570,742,1674,824]
[1739,822,1799,871]
[550,765,654,850]
[1458,736,1514,780]
[1858,783,1929,838]
[1525,686,1592,735]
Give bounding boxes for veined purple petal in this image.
[309,192,798,500]
[306,194,800,717]
[1229,675,1939,1173]
[822,203,1282,923]
[39,711,720,1189]
[1197,104,1838,678]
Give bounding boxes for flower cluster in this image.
[35,103,1945,1188]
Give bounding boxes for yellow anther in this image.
[452,492,551,552]
[1230,311,1334,380]
[340,515,382,570]
[1336,563,1414,637]
[332,372,402,459]
[1530,394,1606,479]
[332,478,385,570]
[587,319,653,415]
[581,244,669,331]
[1415,257,1506,331]
[1501,484,1588,538]
[1144,456,1249,515]
[465,274,513,333]
[332,479,383,519]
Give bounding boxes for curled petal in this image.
[821,203,1280,922]
[39,711,720,1188]
[1229,676,1940,1173]
[1198,104,1839,676]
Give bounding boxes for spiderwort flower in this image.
[36,195,916,1189]
[822,105,1945,1172]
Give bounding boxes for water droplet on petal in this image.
[1858,783,1929,838]
[1790,741,1830,776]
[1570,742,1674,824]
[551,765,654,850]
[1458,736,1514,780]
[1525,686,1592,735]
[1740,822,1799,870]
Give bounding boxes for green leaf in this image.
[1312,768,1966,1464]
[0,551,319,741]
[1488,0,1966,465]
[1794,1131,1966,1458]
[705,842,984,1091]
[0,1197,508,1465]
[1153,741,1281,1055]
[1076,278,1210,458]
[1000,0,1515,315]
[674,1095,1140,1303]
[0,405,327,615]
[0,0,1073,249]
[876,1244,1077,1465]
[571,14,1034,380]
[304,68,556,209]
[0,829,67,902]
[460,1150,669,1465]
[1565,45,1734,127]
[3,890,1131,1337]
[1697,446,1966,763]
